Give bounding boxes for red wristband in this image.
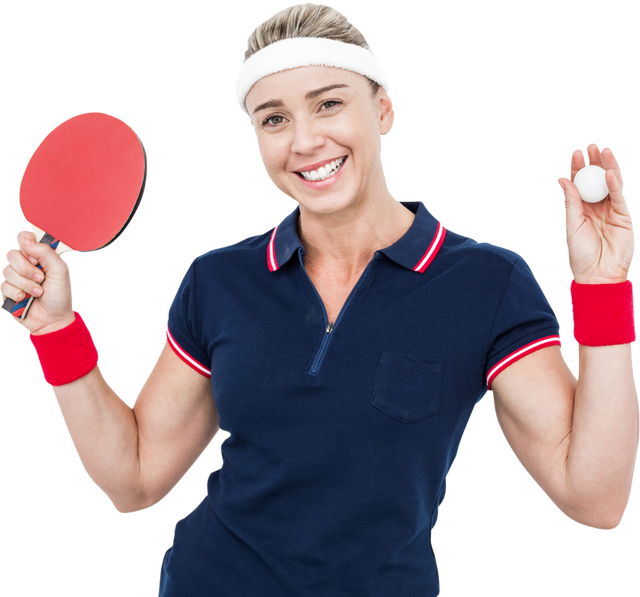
[571,281,635,346]
[30,312,98,386]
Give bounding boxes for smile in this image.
[297,157,346,181]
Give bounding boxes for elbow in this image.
[96,488,161,516]
[91,483,160,516]
[564,501,627,530]
[584,511,624,530]
[558,475,632,530]
[580,516,622,531]
[110,504,152,516]
[113,499,156,514]
[111,504,146,516]
[592,495,630,529]
[560,511,627,533]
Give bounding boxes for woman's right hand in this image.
[2,231,75,335]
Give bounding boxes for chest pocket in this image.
[371,352,443,423]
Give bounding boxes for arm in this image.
[557,141,638,528]
[0,235,140,511]
[493,143,640,532]
[0,229,220,514]
[492,344,637,528]
[52,343,218,513]
[565,344,640,529]
[51,365,142,513]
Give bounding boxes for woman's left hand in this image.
[558,144,633,284]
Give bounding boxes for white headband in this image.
[236,37,390,114]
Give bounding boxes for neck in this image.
[298,188,415,277]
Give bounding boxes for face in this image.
[245,66,393,217]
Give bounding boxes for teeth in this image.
[299,157,345,181]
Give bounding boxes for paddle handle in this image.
[2,231,59,320]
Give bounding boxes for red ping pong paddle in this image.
[2,112,146,319]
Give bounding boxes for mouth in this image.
[296,156,347,189]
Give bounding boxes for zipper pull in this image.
[326,321,334,334]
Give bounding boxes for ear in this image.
[377,88,394,135]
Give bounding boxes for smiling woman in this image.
[158,2,560,597]
[233,2,415,284]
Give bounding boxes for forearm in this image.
[52,366,146,512]
[563,343,638,527]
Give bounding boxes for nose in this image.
[290,117,325,155]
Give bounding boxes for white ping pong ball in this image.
[574,165,609,203]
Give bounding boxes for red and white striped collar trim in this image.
[267,203,447,274]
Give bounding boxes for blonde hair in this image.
[244,4,379,93]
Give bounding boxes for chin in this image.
[294,191,361,218]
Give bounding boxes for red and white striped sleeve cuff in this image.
[166,328,211,379]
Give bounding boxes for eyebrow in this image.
[251,84,350,115]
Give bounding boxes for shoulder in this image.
[439,227,527,275]
[190,229,273,276]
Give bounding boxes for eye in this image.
[262,115,284,126]
[320,100,341,111]
[262,100,342,128]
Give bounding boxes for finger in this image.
[0,275,25,303]
[570,150,586,182]
[600,145,626,189]
[559,177,584,226]
[14,228,36,251]
[0,249,44,295]
[584,145,625,193]
[17,231,38,264]
[17,234,66,279]
[605,168,627,210]
[0,280,26,304]
[0,247,36,275]
[13,228,36,247]
[584,141,604,168]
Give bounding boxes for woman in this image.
[234,19,415,308]
[2,4,637,596]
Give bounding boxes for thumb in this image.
[19,233,68,279]
[558,177,584,230]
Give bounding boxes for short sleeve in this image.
[485,257,560,389]
[167,261,212,378]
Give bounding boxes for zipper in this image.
[301,250,378,376]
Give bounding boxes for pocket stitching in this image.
[371,352,443,423]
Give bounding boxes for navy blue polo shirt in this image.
[160,201,560,597]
